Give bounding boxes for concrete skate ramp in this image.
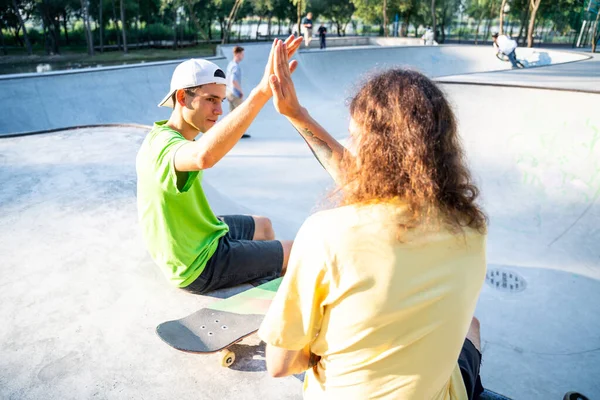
[0,43,599,400]
[0,45,588,136]
[291,45,590,100]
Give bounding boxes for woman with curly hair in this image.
[258,42,488,400]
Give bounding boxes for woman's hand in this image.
[257,36,302,98]
[268,40,303,119]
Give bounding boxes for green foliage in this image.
[0,0,588,54]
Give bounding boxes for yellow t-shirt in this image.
[258,202,486,400]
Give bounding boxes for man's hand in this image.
[257,36,303,98]
[268,40,303,119]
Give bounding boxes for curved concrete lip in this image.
[0,42,599,400]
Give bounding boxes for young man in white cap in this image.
[136,36,302,294]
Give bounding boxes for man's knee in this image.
[466,317,481,352]
[253,216,275,241]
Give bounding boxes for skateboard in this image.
[156,278,282,367]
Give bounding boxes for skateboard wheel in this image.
[219,350,235,368]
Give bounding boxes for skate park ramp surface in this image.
[0,42,599,400]
[0,44,591,136]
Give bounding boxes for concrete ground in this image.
[0,40,598,399]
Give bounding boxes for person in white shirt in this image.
[492,32,519,68]
[422,27,436,46]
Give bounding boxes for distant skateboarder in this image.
[492,32,520,68]
[318,24,327,49]
[136,36,302,295]
[302,12,313,47]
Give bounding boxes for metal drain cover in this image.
[485,267,527,293]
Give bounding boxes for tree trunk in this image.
[40,0,60,54]
[173,7,177,49]
[111,0,122,50]
[484,17,492,39]
[297,0,301,39]
[278,17,281,35]
[267,13,272,39]
[99,0,104,52]
[120,0,128,53]
[11,0,32,55]
[0,26,7,55]
[527,0,542,48]
[474,12,483,44]
[256,16,262,40]
[592,9,600,53]
[13,26,23,46]
[383,0,387,37]
[136,0,140,46]
[63,10,70,45]
[223,0,243,44]
[401,12,410,37]
[517,4,529,45]
[431,0,436,42]
[499,0,508,34]
[80,0,95,55]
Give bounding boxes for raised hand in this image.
[269,40,302,118]
[258,35,303,98]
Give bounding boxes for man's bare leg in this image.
[251,216,276,240]
[251,216,293,275]
[466,317,481,352]
[279,240,293,275]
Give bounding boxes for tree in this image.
[498,0,507,33]
[466,0,498,44]
[80,0,94,54]
[294,0,302,38]
[253,0,272,39]
[592,7,599,52]
[119,0,126,52]
[430,0,435,40]
[527,0,542,47]
[324,0,355,36]
[98,0,103,52]
[271,0,294,35]
[10,0,32,54]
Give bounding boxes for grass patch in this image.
[0,44,217,66]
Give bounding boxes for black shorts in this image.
[182,215,284,295]
[459,338,485,400]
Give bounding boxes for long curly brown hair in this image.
[338,69,487,234]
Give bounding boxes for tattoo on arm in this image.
[295,127,333,172]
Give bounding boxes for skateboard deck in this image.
[156,278,282,366]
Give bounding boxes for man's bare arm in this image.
[265,343,320,378]
[175,89,268,171]
[232,80,243,96]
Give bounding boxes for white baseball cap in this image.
[158,58,227,108]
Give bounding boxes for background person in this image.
[226,46,250,138]
[492,31,519,68]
